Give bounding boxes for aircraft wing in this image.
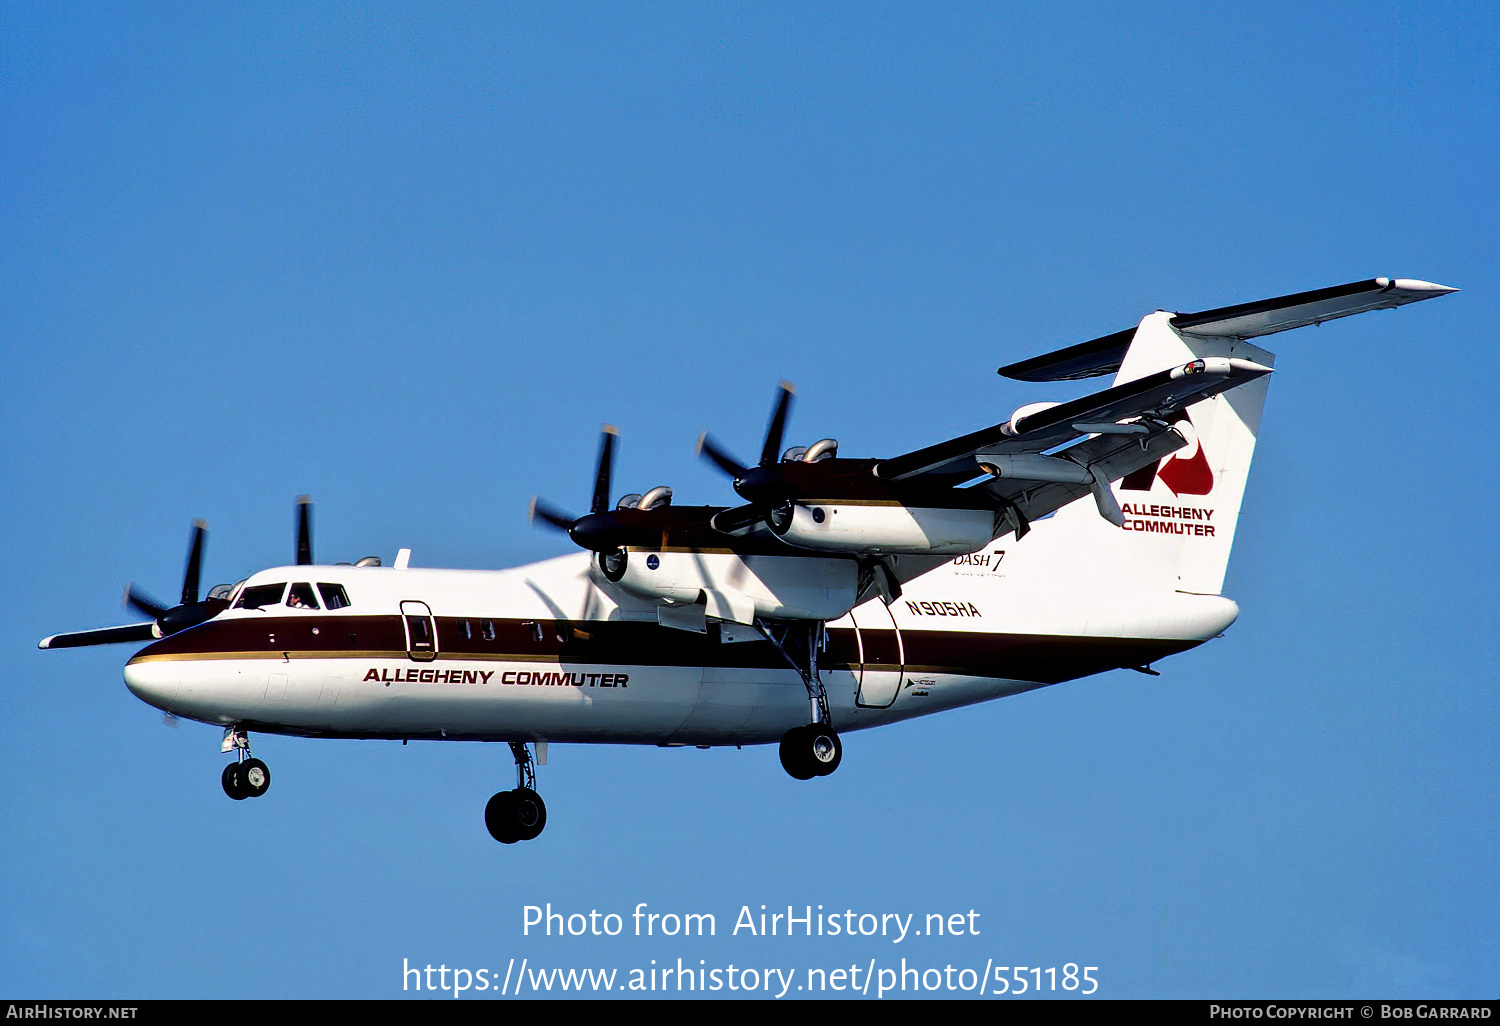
[873,356,1271,484]
[39,622,157,649]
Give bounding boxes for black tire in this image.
[240,758,271,798]
[778,726,816,780]
[807,725,842,776]
[221,762,249,800]
[513,787,547,841]
[485,791,522,844]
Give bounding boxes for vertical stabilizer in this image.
[1041,312,1274,596]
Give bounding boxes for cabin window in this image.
[234,583,286,609]
[481,619,496,642]
[317,583,351,610]
[287,583,319,609]
[458,619,471,640]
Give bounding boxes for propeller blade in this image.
[180,519,207,605]
[124,584,169,622]
[295,496,313,565]
[591,426,619,515]
[697,432,749,480]
[39,622,157,649]
[529,496,578,533]
[759,381,796,467]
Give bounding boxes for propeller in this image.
[122,519,227,637]
[697,381,800,530]
[530,428,678,581]
[530,427,626,552]
[296,495,313,565]
[531,427,630,554]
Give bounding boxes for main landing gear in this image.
[220,727,271,800]
[758,619,844,781]
[485,741,547,844]
[779,722,842,780]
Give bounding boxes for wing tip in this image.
[1382,277,1459,296]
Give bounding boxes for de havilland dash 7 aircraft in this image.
[41,277,1455,844]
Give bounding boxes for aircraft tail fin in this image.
[1089,312,1273,595]
[1006,278,1455,596]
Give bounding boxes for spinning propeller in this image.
[39,497,319,649]
[697,381,812,533]
[121,518,224,638]
[531,428,677,580]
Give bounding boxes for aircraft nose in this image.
[124,659,181,712]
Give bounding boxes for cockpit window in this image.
[235,583,286,609]
[317,583,351,610]
[286,583,319,610]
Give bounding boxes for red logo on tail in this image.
[1158,445,1213,496]
[1120,413,1213,496]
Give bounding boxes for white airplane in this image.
[41,277,1455,844]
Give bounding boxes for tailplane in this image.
[997,277,1457,596]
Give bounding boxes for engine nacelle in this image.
[600,549,858,624]
[770,502,995,556]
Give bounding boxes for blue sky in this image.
[2,1,1495,1000]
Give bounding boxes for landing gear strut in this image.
[485,741,547,844]
[757,619,844,780]
[220,727,271,800]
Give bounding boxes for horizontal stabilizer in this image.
[999,277,1457,381]
[997,327,1135,382]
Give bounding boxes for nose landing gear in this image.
[485,741,548,844]
[220,728,271,800]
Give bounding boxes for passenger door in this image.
[851,602,903,709]
[400,600,438,662]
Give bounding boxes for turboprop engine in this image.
[699,382,1002,557]
[531,424,862,628]
[764,501,996,556]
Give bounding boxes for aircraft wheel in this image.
[485,791,522,844]
[221,762,249,800]
[808,725,842,777]
[240,758,272,798]
[778,727,816,780]
[513,787,547,841]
